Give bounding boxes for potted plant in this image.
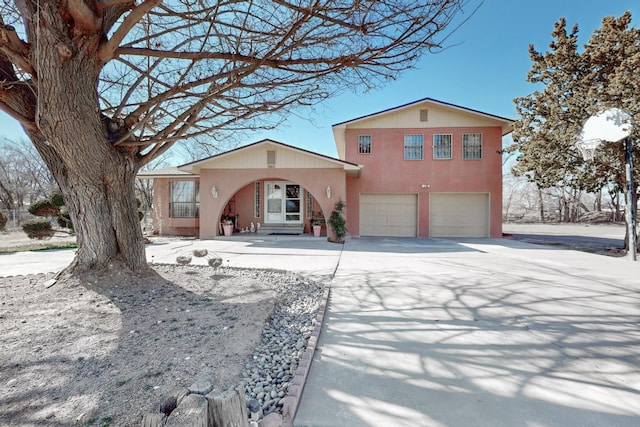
[328,200,346,243]
[312,220,322,237]
[223,220,234,236]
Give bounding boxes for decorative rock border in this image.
[280,285,330,424]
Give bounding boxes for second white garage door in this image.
[430,193,490,238]
[359,193,417,237]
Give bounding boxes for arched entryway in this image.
[199,169,345,239]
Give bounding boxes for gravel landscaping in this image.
[0,262,323,426]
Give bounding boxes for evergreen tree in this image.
[509,12,640,246]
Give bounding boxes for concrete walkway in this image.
[0,235,341,283]
[294,237,640,427]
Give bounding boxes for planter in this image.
[223,224,234,236]
[313,225,321,237]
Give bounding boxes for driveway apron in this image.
[294,237,640,427]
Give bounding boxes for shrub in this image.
[0,211,8,231]
[28,199,60,217]
[57,211,74,231]
[50,192,65,207]
[22,218,55,240]
[328,200,347,242]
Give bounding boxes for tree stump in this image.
[206,385,248,427]
[141,413,166,427]
[165,394,208,427]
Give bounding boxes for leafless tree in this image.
[0,0,478,271]
[0,137,56,212]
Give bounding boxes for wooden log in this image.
[206,385,248,427]
[165,394,208,427]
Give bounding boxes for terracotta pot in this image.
[223,224,233,236]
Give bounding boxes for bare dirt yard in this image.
[0,257,321,426]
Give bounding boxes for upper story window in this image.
[170,180,199,218]
[433,134,452,159]
[463,133,483,159]
[358,135,372,154]
[404,134,423,160]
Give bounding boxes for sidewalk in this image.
[0,234,342,283]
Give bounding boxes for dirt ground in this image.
[0,260,318,426]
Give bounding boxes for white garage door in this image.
[360,194,417,237]
[430,193,490,238]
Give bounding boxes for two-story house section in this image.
[333,98,513,238]
[139,97,513,239]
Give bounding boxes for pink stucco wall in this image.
[199,168,345,239]
[344,126,503,238]
[151,178,200,236]
[221,181,323,233]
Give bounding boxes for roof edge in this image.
[332,97,514,129]
[178,138,360,171]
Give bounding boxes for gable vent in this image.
[267,150,276,168]
[419,109,428,122]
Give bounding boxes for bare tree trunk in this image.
[23,8,147,272]
[29,133,146,272]
[538,187,545,223]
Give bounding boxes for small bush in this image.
[28,199,60,217]
[0,211,8,231]
[57,211,74,231]
[328,200,347,242]
[22,218,55,240]
[50,192,65,207]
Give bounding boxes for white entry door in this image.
[265,182,302,223]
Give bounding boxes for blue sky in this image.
[1,0,639,160]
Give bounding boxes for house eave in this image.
[332,97,515,136]
[137,167,198,179]
[177,139,360,173]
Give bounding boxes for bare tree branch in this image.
[99,0,163,62]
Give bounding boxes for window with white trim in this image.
[404,134,423,160]
[170,180,199,218]
[433,134,452,159]
[358,135,372,154]
[254,181,261,218]
[463,133,483,159]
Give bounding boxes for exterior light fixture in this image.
[211,185,218,199]
[326,185,331,199]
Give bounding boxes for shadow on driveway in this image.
[295,236,640,427]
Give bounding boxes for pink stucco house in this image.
[140,98,513,239]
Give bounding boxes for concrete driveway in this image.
[294,237,640,427]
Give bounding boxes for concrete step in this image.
[257,223,304,235]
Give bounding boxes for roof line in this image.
[179,138,360,168]
[332,97,514,127]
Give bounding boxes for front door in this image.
[265,182,302,223]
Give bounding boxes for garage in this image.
[430,193,490,238]
[359,193,418,237]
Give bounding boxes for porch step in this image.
[257,223,304,235]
